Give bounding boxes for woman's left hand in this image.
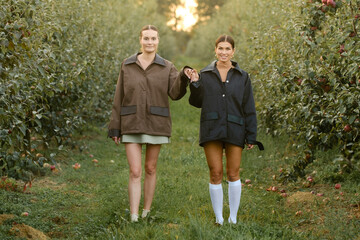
[184,67,193,79]
[246,144,254,150]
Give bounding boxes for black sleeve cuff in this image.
[191,80,201,88]
[181,66,193,82]
[246,140,264,151]
[108,129,120,138]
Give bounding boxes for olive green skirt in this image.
[121,134,170,144]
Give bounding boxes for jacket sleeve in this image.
[189,74,203,108]
[243,73,257,144]
[168,64,189,100]
[108,62,125,138]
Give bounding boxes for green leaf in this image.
[349,115,356,124]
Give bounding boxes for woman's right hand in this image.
[112,136,121,145]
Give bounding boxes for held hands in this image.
[184,68,199,83]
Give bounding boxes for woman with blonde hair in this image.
[108,25,191,222]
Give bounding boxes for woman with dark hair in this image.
[108,25,191,222]
[187,35,264,225]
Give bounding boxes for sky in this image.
[167,0,198,31]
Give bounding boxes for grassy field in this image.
[1,86,360,239]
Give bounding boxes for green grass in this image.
[1,94,359,240]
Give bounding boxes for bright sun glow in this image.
[167,0,198,31]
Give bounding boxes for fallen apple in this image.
[338,44,345,54]
[334,183,341,189]
[21,212,29,217]
[245,179,251,184]
[92,159,98,163]
[72,163,81,170]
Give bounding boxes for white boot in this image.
[141,209,150,218]
[130,214,139,222]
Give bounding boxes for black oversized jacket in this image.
[189,60,263,150]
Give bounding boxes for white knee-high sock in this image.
[209,183,224,225]
[228,179,242,224]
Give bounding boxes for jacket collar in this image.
[124,53,166,66]
[202,60,243,75]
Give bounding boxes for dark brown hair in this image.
[140,25,159,37]
[215,35,235,49]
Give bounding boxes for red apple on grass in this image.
[72,163,81,170]
[281,193,288,198]
[334,183,341,189]
[338,44,345,54]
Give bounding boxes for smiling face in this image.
[215,41,235,63]
[140,29,159,54]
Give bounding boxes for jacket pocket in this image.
[120,105,137,115]
[227,114,244,125]
[201,112,219,121]
[150,106,169,117]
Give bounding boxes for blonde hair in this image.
[140,25,159,37]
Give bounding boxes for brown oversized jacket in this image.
[108,53,189,138]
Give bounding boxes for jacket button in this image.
[222,94,225,97]
[226,80,229,83]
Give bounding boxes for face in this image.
[215,41,235,63]
[140,29,159,54]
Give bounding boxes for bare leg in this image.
[225,143,243,224]
[204,141,224,184]
[225,143,242,182]
[204,141,224,224]
[143,144,161,211]
[125,143,142,216]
